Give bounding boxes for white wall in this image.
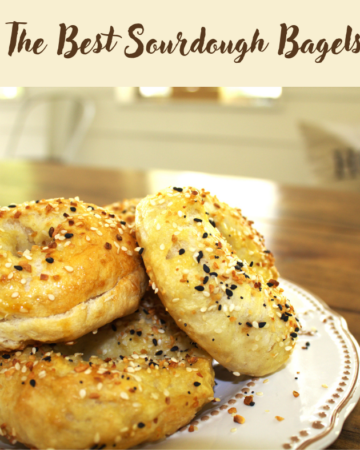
[1,88,360,187]
[0,90,48,160]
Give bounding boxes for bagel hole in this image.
[2,221,37,256]
[2,220,54,256]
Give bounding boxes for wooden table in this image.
[1,160,360,449]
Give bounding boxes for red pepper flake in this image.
[293,391,300,398]
[275,416,285,421]
[244,395,254,406]
[228,407,237,414]
[23,264,32,273]
[89,393,100,399]
[267,279,279,288]
[188,425,195,432]
[234,415,245,424]
[74,364,89,373]
[40,274,49,281]
[104,242,112,250]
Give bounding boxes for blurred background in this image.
[1,86,360,190]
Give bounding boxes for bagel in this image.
[0,197,147,351]
[105,199,139,237]
[136,186,300,377]
[106,196,277,281]
[0,291,214,449]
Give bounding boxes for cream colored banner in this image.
[1,0,360,86]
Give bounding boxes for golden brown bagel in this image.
[106,196,277,281]
[0,292,214,449]
[0,197,147,351]
[136,187,300,377]
[105,199,139,237]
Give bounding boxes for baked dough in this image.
[0,197,147,350]
[106,196,277,281]
[136,187,300,376]
[0,292,214,449]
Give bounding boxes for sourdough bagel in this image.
[106,196,277,281]
[136,187,300,376]
[105,199,139,237]
[0,197,147,351]
[0,291,214,449]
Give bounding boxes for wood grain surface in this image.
[1,160,360,449]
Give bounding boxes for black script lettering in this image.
[251,29,269,53]
[125,24,144,58]
[58,24,121,58]
[6,22,47,56]
[278,23,299,58]
[190,27,206,53]
[234,40,249,63]
[58,24,79,58]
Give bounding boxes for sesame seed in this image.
[322,384,328,388]
[38,370,46,378]
[79,389,86,398]
[160,244,165,250]
[64,266,74,273]
[48,294,55,301]
[285,346,292,351]
[5,263,11,268]
[120,392,129,400]
[11,292,19,298]
[233,372,241,376]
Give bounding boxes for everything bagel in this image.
[136,187,300,376]
[0,197,147,351]
[106,196,277,281]
[105,199,139,237]
[0,292,214,449]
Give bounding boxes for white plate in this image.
[2,280,360,450]
[139,280,360,450]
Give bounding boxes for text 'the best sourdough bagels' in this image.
[136,187,300,377]
[0,197,147,351]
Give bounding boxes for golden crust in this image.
[0,292,214,449]
[106,197,277,281]
[105,199,140,237]
[200,193,278,281]
[0,198,147,350]
[136,186,301,377]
